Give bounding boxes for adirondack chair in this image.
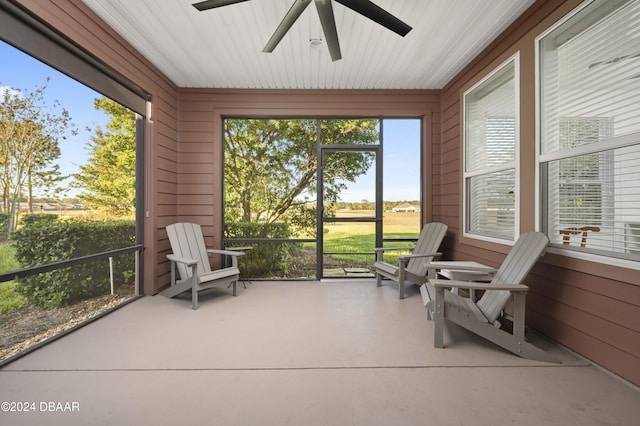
[559,226,600,247]
[162,223,244,309]
[374,222,447,299]
[420,260,497,319]
[421,231,558,363]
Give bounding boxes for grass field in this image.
[0,243,19,272]
[0,211,421,289]
[0,243,26,314]
[321,210,421,265]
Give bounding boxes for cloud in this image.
[1,85,21,99]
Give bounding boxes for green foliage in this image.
[72,98,136,216]
[224,119,378,235]
[0,282,27,314]
[1,79,74,237]
[224,221,296,278]
[0,243,27,314]
[12,219,135,307]
[19,213,58,228]
[0,242,20,272]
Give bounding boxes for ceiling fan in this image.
[192,0,412,62]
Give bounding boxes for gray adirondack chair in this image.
[421,231,558,363]
[162,223,244,309]
[374,222,447,299]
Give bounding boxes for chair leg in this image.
[189,265,199,310]
[376,273,382,287]
[191,283,199,310]
[398,265,406,299]
[419,284,434,320]
[433,287,445,348]
[170,260,176,286]
[512,292,526,339]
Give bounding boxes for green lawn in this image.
[0,242,20,271]
[322,226,417,264]
[319,211,421,264]
[0,243,26,314]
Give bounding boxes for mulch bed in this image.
[0,285,135,362]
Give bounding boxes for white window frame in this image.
[535,0,640,271]
[463,53,520,244]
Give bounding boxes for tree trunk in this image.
[27,168,33,213]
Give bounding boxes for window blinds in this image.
[465,59,517,240]
[539,0,640,258]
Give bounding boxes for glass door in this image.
[318,146,382,278]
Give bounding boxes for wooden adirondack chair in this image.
[374,222,447,299]
[421,231,558,363]
[162,223,244,309]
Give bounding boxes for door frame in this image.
[317,141,383,279]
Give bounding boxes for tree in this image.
[72,98,136,216]
[0,80,73,237]
[224,119,378,235]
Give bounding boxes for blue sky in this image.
[1,40,420,202]
[1,40,110,197]
[337,119,421,202]
[382,119,421,202]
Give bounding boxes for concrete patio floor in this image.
[1,280,638,425]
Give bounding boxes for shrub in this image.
[224,222,296,278]
[13,219,136,307]
[19,213,59,228]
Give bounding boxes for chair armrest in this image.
[226,246,252,251]
[207,249,245,257]
[373,246,414,253]
[208,249,245,268]
[166,254,198,267]
[431,279,528,292]
[398,252,442,261]
[426,261,497,274]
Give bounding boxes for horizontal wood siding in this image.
[178,89,441,258]
[437,0,640,385]
[17,0,180,295]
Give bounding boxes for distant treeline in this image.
[19,197,82,204]
[336,201,420,211]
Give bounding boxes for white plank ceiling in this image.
[82,0,536,89]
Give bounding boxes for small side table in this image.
[433,261,495,281]
[426,260,496,301]
[225,246,253,288]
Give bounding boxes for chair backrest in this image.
[559,226,600,248]
[406,222,448,276]
[166,223,212,280]
[477,232,549,323]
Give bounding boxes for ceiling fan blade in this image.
[192,0,251,12]
[263,0,313,53]
[335,0,412,36]
[314,0,341,61]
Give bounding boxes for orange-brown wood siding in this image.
[437,0,640,385]
[177,89,440,253]
[16,0,180,297]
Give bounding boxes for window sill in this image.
[546,246,640,272]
